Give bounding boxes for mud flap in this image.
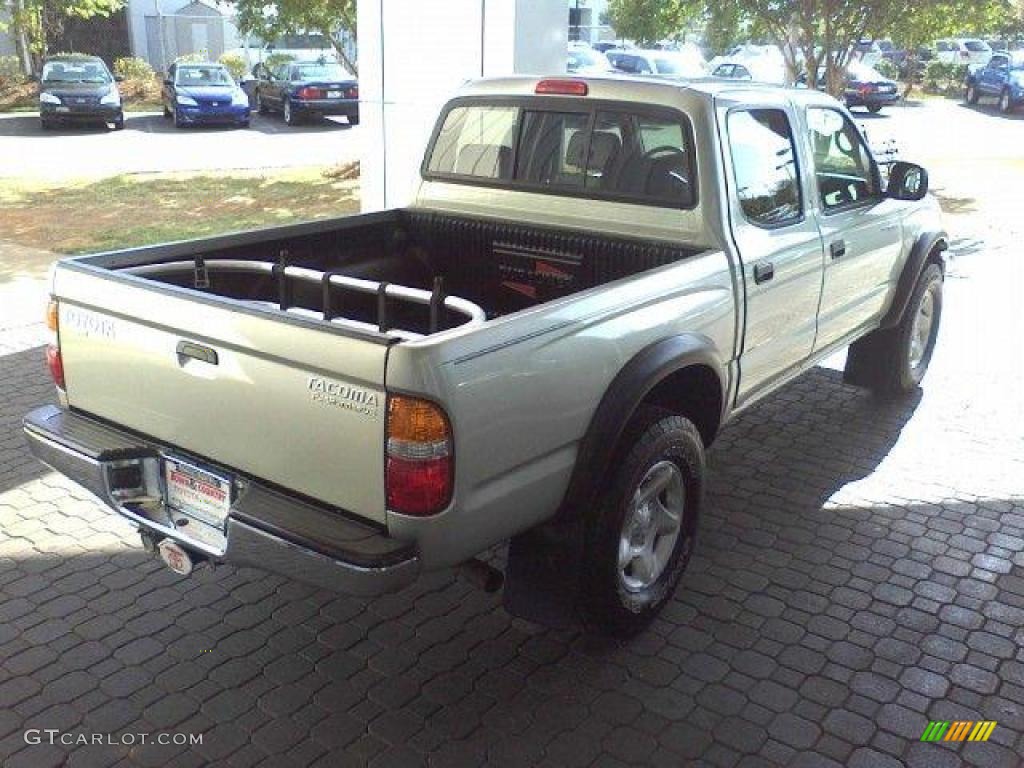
[503,516,586,630]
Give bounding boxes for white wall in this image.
[358,0,567,211]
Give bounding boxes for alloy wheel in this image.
[618,460,685,592]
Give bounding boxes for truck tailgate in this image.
[55,264,390,524]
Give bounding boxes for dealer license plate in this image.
[163,457,232,527]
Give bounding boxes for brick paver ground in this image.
[3,103,1024,766]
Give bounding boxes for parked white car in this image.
[607,46,706,78]
[935,38,993,71]
[707,44,788,84]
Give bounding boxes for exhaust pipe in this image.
[460,558,504,593]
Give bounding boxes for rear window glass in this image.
[515,111,589,187]
[176,66,233,85]
[425,101,696,209]
[426,106,519,180]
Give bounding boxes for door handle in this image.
[753,262,774,284]
[830,240,846,260]
[176,341,218,366]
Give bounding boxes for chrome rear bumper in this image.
[23,405,419,596]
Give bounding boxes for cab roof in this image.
[455,74,841,110]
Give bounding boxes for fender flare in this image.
[559,333,727,515]
[878,231,947,330]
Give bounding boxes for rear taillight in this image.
[45,297,65,390]
[386,395,453,516]
[346,85,358,99]
[297,86,321,100]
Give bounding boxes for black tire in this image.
[867,104,882,114]
[966,82,979,104]
[348,112,360,126]
[283,97,299,126]
[172,108,184,130]
[40,118,53,131]
[1000,88,1013,114]
[581,406,704,637]
[845,263,943,396]
[238,119,250,129]
[113,114,125,131]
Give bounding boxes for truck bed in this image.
[79,209,704,339]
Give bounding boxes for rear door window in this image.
[727,109,802,227]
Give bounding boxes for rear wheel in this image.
[283,97,299,126]
[1000,88,1013,114]
[581,406,704,637]
[867,104,883,114]
[845,263,943,396]
[348,112,360,126]
[966,82,979,104]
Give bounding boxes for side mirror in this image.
[887,161,928,201]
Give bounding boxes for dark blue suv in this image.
[966,51,1024,113]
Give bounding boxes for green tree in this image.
[232,0,357,76]
[606,0,693,46]
[615,0,1022,93]
[4,0,124,67]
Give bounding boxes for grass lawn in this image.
[0,167,360,254]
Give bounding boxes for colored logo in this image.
[920,721,997,742]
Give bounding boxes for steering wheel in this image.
[638,145,690,194]
[639,145,687,164]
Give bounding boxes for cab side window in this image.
[727,108,802,227]
[806,107,879,212]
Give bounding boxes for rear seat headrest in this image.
[456,144,511,178]
[565,131,622,173]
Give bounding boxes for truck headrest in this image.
[455,144,511,179]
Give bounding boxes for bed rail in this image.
[124,258,487,341]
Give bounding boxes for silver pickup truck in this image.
[25,75,946,635]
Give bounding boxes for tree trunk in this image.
[330,35,358,78]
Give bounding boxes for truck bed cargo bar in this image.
[125,259,487,341]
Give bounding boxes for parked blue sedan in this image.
[254,60,358,126]
[966,51,1024,113]
[162,62,251,129]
